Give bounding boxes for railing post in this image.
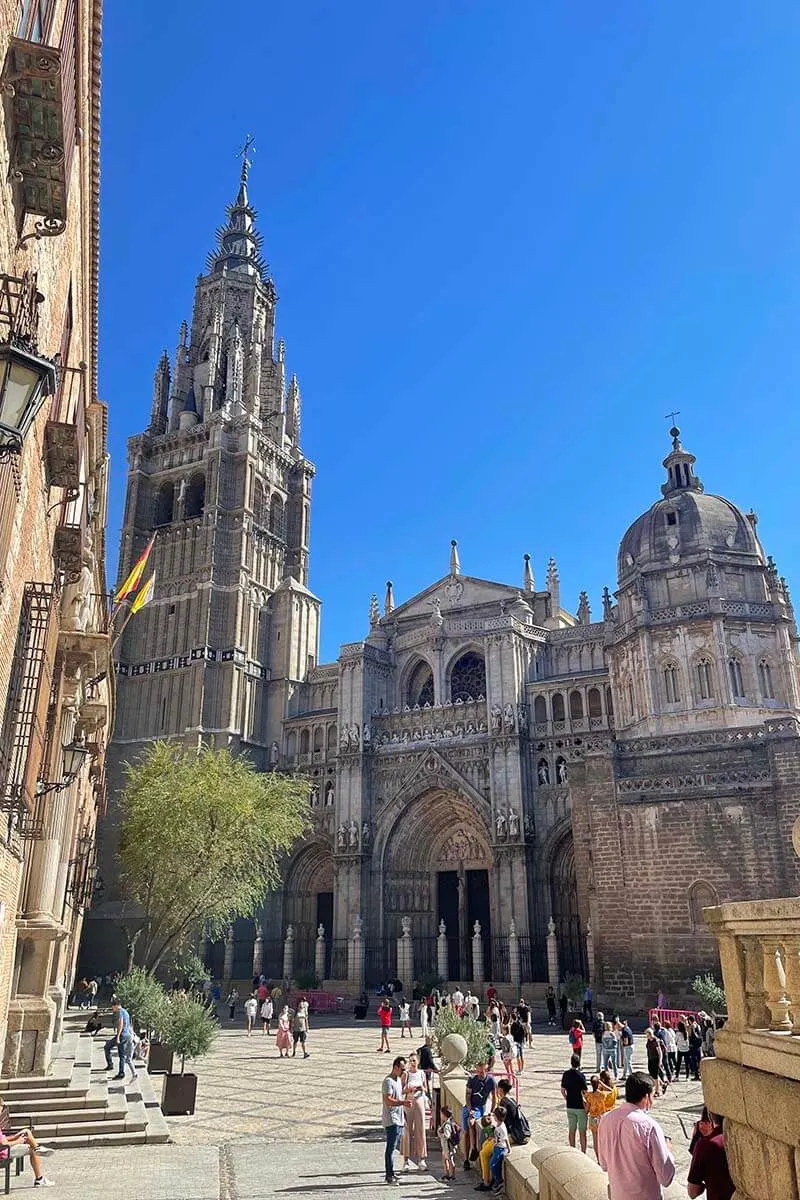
[437,919,448,981]
[509,919,521,989]
[348,913,365,991]
[744,936,770,1028]
[547,917,559,992]
[252,923,264,979]
[784,941,800,1032]
[472,920,485,985]
[763,940,792,1030]
[223,924,234,981]
[397,916,414,987]
[283,924,295,985]
[315,923,326,983]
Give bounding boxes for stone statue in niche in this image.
[270,740,279,766]
[556,758,568,785]
[362,724,371,746]
[517,704,528,732]
[361,821,371,847]
[339,726,349,751]
[317,923,325,939]
[348,819,359,848]
[337,824,346,850]
[473,920,482,937]
[508,808,520,837]
[503,703,516,732]
[490,705,502,734]
[495,811,507,839]
[429,596,444,627]
[401,916,411,936]
[538,759,550,785]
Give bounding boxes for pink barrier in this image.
[648,1007,701,1026]
[286,990,355,1014]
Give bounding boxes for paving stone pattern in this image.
[20,1013,705,1197]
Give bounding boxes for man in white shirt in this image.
[452,986,464,1013]
[382,1056,410,1185]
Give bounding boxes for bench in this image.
[0,1103,32,1194]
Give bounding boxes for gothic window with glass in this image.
[696,657,714,700]
[449,652,486,702]
[729,656,745,699]
[663,663,680,704]
[551,693,565,722]
[269,494,286,539]
[758,659,774,699]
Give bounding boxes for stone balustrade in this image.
[702,896,800,1200]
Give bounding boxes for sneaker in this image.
[470,1149,479,1162]
[33,1180,55,1189]
[385,1178,399,1187]
[475,1185,491,1193]
[419,1160,427,1171]
[492,1185,504,1195]
[402,1163,410,1172]
[463,1160,472,1170]
[111,1074,125,1080]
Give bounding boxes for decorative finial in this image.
[523,553,534,593]
[237,133,255,183]
[577,591,591,624]
[665,411,681,448]
[369,593,380,627]
[450,539,461,577]
[384,580,395,615]
[602,586,613,620]
[179,320,187,347]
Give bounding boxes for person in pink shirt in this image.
[596,1071,675,1200]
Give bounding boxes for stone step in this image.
[0,1085,89,1103]
[1,1094,111,1113]
[51,1127,169,1148]
[32,1112,147,1138]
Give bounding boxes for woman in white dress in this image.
[401,1051,429,1172]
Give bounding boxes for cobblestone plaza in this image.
[28,1012,703,1197]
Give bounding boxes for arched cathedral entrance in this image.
[382,788,494,983]
[284,841,334,978]
[550,832,586,980]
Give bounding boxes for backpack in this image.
[448,1121,461,1149]
[514,1108,531,1145]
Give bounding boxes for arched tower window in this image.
[254,481,266,527]
[689,880,719,931]
[587,688,602,718]
[758,659,774,700]
[663,663,680,704]
[534,695,547,724]
[696,657,714,700]
[569,690,584,720]
[728,656,745,699]
[269,494,286,539]
[407,659,434,708]
[552,693,565,722]
[449,651,486,703]
[184,473,205,519]
[154,481,174,528]
[605,686,614,718]
[300,728,310,754]
[313,726,324,751]
[327,724,336,751]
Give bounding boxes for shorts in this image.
[461,1105,483,1131]
[514,1043,524,1059]
[567,1108,588,1133]
[293,1030,307,1044]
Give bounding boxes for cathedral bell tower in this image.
[110,149,320,777]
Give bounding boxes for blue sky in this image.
[101,2,800,663]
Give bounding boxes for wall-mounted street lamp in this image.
[0,339,57,453]
[37,737,94,797]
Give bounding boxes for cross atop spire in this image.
[206,141,270,281]
[237,134,255,184]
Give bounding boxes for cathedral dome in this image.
[617,428,763,582]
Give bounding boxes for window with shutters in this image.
[59,0,77,178]
[0,582,59,822]
[17,0,54,41]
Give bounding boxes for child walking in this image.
[437,1105,457,1183]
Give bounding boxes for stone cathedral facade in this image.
[87,165,800,1006]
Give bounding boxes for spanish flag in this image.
[115,533,156,604]
[129,572,155,615]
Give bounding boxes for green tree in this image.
[114,967,168,1034]
[162,993,218,1074]
[118,741,310,972]
[692,972,726,1014]
[433,1007,489,1071]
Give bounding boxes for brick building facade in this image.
[0,0,110,1074]
[91,166,800,1009]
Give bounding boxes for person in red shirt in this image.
[486,984,497,1007]
[568,1019,584,1063]
[377,997,392,1053]
[687,1111,734,1200]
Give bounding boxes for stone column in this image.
[437,919,448,981]
[508,918,521,989]
[223,925,235,981]
[472,921,485,986]
[585,918,595,985]
[315,923,326,983]
[547,917,559,991]
[282,925,295,984]
[397,916,413,986]
[348,914,365,990]
[252,924,264,979]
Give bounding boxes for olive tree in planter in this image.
[114,968,173,1072]
[161,994,218,1115]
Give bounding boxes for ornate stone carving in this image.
[439,829,488,865]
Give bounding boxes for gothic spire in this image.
[206,144,270,280]
[523,553,534,592]
[384,580,395,615]
[450,539,461,577]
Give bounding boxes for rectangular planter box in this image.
[162,1071,198,1116]
[147,1042,174,1074]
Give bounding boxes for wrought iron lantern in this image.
[0,339,57,452]
[61,738,92,782]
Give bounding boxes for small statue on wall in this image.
[336,824,346,850]
[538,759,550,785]
[508,808,520,837]
[361,821,371,847]
[348,819,359,848]
[491,705,502,734]
[495,810,507,839]
[556,757,568,785]
[503,703,516,732]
